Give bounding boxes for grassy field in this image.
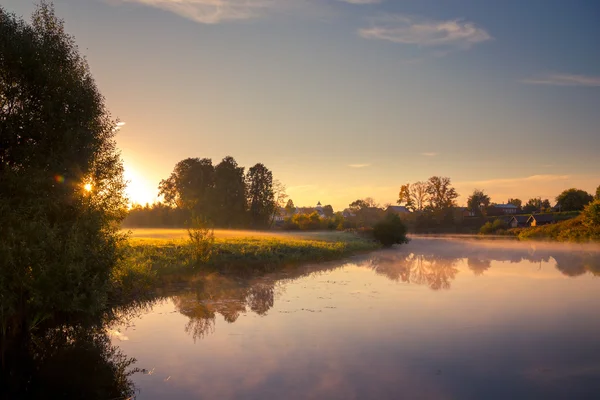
[111,229,380,300]
[124,228,361,243]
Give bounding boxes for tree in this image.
[555,188,593,212]
[410,181,429,211]
[523,198,542,213]
[0,3,127,334]
[508,198,522,209]
[541,199,552,212]
[372,214,409,247]
[426,176,458,210]
[158,158,214,217]
[595,185,600,201]
[212,156,247,227]
[246,163,275,228]
[397,184,414,210]
[467,189,490,215]
[397,182,428,211]
[322,205,334,217]
[285,199,295,214]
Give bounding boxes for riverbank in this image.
[110,230,380,301]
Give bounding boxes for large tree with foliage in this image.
[508,198,522,209]
[212,156,247,227]
[0,3,127,334]
[246,163,275,228]
[467,189,490,215]
[595,185,600,201]
[397,181,428,211]
[426,176,459,210]
[555,188,593,211]
[158,157,215,218]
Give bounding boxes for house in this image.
[456,207,476,217]
[509,215,530,228]
[527,214,555,227]
[386,205,410,215]
[295,201,326,218]
[493,204,519,215]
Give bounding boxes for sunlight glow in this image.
[84,183,92,192]
[124,164,159,206]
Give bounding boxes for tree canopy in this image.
[426,176,459,210]
[467,189,490,214]
[555,188,593,212]
[0,3,127,334]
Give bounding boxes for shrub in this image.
[582,200,600,228]
[372,214,409,247]
[187,217,215,263]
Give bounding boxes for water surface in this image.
[111,237,600,399]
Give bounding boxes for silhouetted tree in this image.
[508,198,522,209]
[596,185,600,201]
[322,204,334,217]
[212,156,247,227]
[285,199,295,214]
[158,158,215,219]
[556,188,593,211]
[426,176,459,210]
[467,189,490,215]
[246,163,275,228]
[0,3,127,334]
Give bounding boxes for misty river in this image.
[105,237,600,399]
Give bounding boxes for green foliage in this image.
[285,199,295,214]
[582,200,600,228]
[187,217,215,263]
[0,3,127,335]
[523,197,551,213]
[596,185,600,201]
[508,198,522,209]
[480,218,508,235]
[246,163,275,228]
[467,189,490,215]
[372,214,409,247]
[555,188,593,211]
[426,176,459,210]
[122,202,189,227]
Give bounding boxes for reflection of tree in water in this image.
[369,253,460,290]
[1,323,140,399]
[467,258,491,276]
[171,274,278,341]
[553,253,600,277]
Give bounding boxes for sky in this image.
[4,0,600,210]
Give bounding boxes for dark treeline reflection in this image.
[0,301,156,399]
[368,238,600,290]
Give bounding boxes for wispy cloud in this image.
[521,73,600,87]
[337,0,382,4]
[348,163,371,168]
[421,152,438,157]
[359,15,491,51]
[463,174,570,187]
[117,0,283,24]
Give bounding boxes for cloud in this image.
[421,152,438,157]
[521,73,600,87]
[462,174,571,187]
[117,0,281,24]
[359,15,491,50]
[348,163,371,168]
[337,0,382,4]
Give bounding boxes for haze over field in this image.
[4,0,600,209]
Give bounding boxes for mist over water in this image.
[108,237,600,399]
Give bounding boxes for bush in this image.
[582,200,600,228]
[187,217,215,263]
[372,214,409,247]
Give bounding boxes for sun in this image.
[123,164,157,206]
[84,183,92,192]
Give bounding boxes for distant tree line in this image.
[123,156,285,228]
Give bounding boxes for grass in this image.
[110,229,380,301]
[515,216,600,242]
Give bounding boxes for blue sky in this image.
[4,0,599,208]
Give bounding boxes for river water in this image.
[109,237,600,400]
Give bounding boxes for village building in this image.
[527,214,556,227]
[509,215,530,228]
[493,204,519,215]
